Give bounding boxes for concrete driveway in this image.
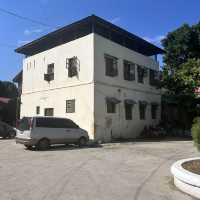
[0,139,198,200]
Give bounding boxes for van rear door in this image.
[18,117,33,139]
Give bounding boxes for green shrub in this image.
[192,117,200,151]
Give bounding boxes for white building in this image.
[15,15,164,142]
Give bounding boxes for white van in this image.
[16,117,89,150]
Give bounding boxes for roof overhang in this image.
[15,15,165,57]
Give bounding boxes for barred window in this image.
[66,57,78,77]
[137,66,147,83]
[44,63,54,81]
[66,99,75,113]
[139,101,147,120]
[105,54,118,77]
[36,106,40,115]
[124,60,135,81]
[151,103,158,119]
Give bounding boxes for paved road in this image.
[0,139,198,200]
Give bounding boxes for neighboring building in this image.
[13,70,23,95]
[15,15,164,142]
[0,97,10,121]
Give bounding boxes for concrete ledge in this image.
[171,157,200,199]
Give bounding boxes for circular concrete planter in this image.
[171,157,200,199]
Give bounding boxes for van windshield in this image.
[19,117,31,131]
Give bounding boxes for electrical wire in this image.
[0,7,58,28]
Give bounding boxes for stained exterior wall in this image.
[93,34,161,142]
[20,33,161,142]
[20,34,95,139]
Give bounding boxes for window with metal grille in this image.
[149,69,160,86]
[36,106,40,115]
[137,66,147,83]
[124,60,135,81]
[139,101,147,120]
[66,99,75,113]
[66,57,78,77]
[44,63,54,81]
[44,108,54,116]
[125,103,132,120]
[105,54,118,77]
[107,101,116,113]
[151,104,158,119]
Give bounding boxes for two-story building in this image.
[15,15,164,142]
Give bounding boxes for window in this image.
[44,108,54,116]
[44,63,54,81]
[36,117,79,128]
[124,60,135,81]
[105,54,118,77]
[66,57,78,77]
[137,66,147,83]
[124,99,136,120]
[36,106,40,115]
[107,101,116,113]
[66,99,75,113]
[106,97,120,113]
[151,103,158,119]
[125,103,132,120]
[139,101,147,120]
[149,69,160,86]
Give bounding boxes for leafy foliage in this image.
[0,81,18,98]
[192,117,200,151]
[161,22,200,95]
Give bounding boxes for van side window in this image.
[44,108,54,116]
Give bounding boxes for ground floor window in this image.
[151,103,158,119]
[106,97,120,113]
[125,103,132,120]
[36,106,40,115]
[139,101,147,120]
[44,108,54,116]
[124,99,136,120]
[66,99,75,113]
[107,101,116,113]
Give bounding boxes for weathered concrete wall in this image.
[21,34,95,139]
[93,34,161,142]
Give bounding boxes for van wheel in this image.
[24,145,32,150]
[8,131,16,138]
[37,139,50,150]
[78,137,87,147]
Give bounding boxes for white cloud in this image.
[110,17,121,24]
[24,28,43,36]
[143,35,165,45]
[17,40,31,46]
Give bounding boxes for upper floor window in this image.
[66,57,78,77]
[105,54,118,77]
[44,63,54,82]
[66,99,75,113]
[149,69,160,87]
[137,66,148,83]
[139,101,147,120]
[123,60,135,81]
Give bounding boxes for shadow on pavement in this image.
[27,143,103,151]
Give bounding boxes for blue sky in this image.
[0,0,200,81]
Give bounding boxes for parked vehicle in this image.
[16,117,89,150]
[0,121,16,139]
